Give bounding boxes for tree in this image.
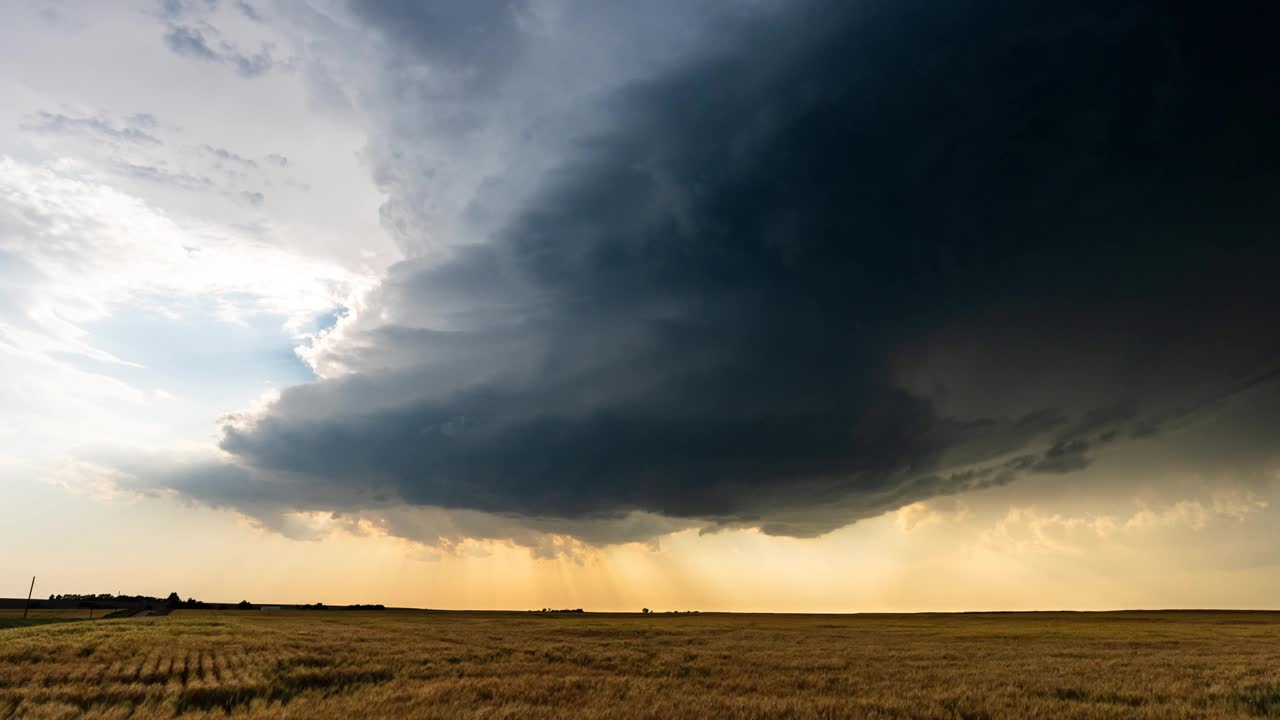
[237,600,252,609]
[642,608,651,614]
[165,592,181,610]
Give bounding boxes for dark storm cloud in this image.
[347,0,527,85]
[177,0,1280,538]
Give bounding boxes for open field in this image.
[2,609,1279,719]
[0,609,98,631]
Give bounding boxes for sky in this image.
[2,0,1279,612]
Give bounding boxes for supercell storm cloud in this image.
[148,0,1280,540]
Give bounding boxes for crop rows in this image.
[2,610,1280,718]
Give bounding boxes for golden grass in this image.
[0,609,98,631]
[2,609,1279,718]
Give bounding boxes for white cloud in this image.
[0,155,372,348]
[0,1,395,275]
[0,154,376,467]
[895,498,971,532]
[42,459,142,503]
[0,336,155,458]
[977,492,1272,558]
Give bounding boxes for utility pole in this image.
[22,576,35,619]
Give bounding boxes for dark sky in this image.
[140,0,1280,542]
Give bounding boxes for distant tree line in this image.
[531,608,701,614]
[42,593,164,610]
[642,609,700,615]
[49,593,155,602]
[41,592,385,611]
[296,602,387,610]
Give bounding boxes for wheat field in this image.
[2,609,1279,718]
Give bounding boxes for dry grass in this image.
[0,609,98,631]
[2,609,1279,718]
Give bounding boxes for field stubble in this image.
[1,609,1279,718]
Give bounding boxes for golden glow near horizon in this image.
[5,464,1277,612]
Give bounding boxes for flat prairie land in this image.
[2,609,1279,719]
[0,609,96,631]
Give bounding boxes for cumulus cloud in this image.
[116,0,1280,547]
[163,23,275,78]
[204,145,258,168]
[164,24,219,61]
[23,111,161,145]
[128,113,159,129]
[235,1,263,23]
[977,491,1275,565]
[115,161,213,191]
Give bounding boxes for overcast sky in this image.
[1,0,1278,611]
